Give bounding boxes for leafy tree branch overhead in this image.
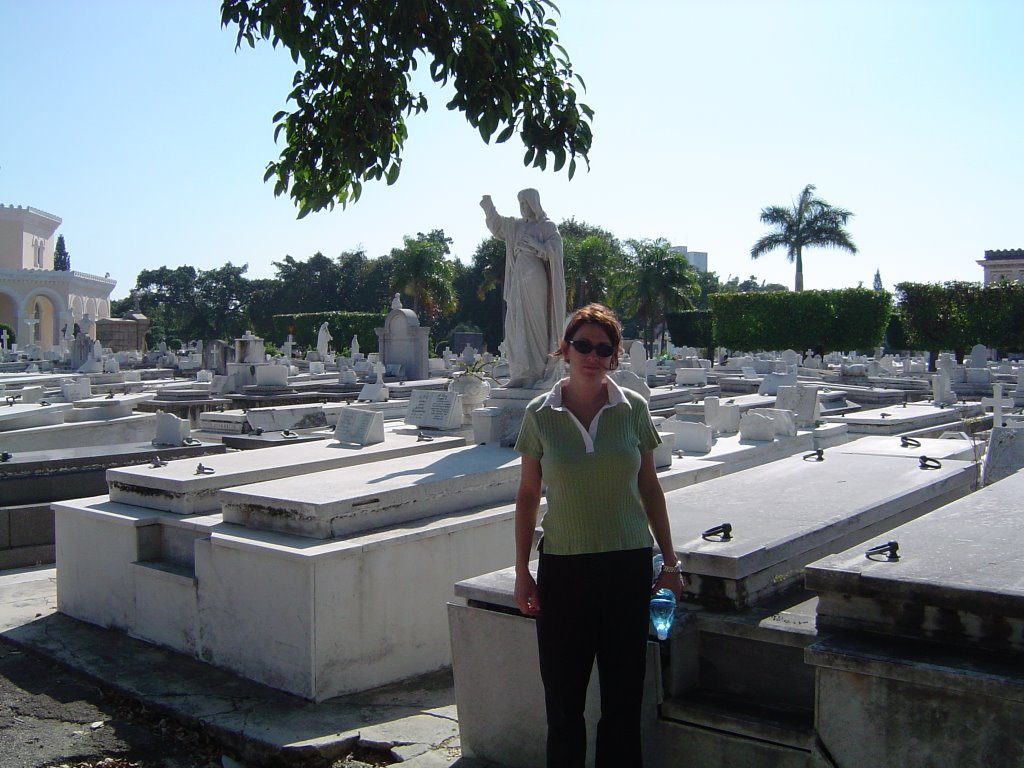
[221,0,594,218]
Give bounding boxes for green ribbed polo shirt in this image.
[515,378,661,555]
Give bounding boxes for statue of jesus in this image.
[480,189,566,388]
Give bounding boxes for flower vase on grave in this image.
[449,371,491,421]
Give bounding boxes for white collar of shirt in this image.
[538,376,631,453]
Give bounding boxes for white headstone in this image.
[660,419,713,453]
[703,396,741,435]
[255,365,289,386]
[757,371,797,396]
[675,367,707,386]
[357,380,388,402]
[608,369,651,401]
[775,385,820,429]
[931,370,956,407]
[628,341,646,367]
[766,408,797,437]
[968,344,988,369]
[981,383,1014,429]
[334,408,385,445]
[981,427,1024,485]
[405,390,462,430]
[152,411,192,446]
[738,410,776,442]
[61,378,93,402]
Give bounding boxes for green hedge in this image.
[665,310,714,353]
[272,311,384,353]
[895,281,1024,364]
[709,289,892,356]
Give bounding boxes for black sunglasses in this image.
[567,339,615,358]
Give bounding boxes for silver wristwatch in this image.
[660,561,684,573]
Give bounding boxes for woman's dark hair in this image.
[557,303,623,368]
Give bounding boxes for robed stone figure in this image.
[480,189,566,388]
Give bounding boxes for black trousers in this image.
[536,547,653,768]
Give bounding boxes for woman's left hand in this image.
[654,569,685,600]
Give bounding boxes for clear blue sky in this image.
[2,0,1021,300]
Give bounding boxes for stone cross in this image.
[1,329,7,350]
[931,370,955,406]
[981,383,1014,428]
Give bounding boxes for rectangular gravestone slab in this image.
[246,404,329,433]
[405,389,462,430]
[65,392,157,421]
[220,443,520,538]
[334,408,385,445]
[806,469,1024,651]
[107,431,466,514]
[0,402,73,431]
[836,435,983,463]
[663,451,978,609]
[822,403,984,435]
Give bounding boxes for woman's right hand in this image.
[514,571,541,616]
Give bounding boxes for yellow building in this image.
[0,204,115,350]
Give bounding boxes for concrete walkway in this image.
[0,566,504,768]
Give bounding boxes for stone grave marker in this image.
[152,411,192,446]
[981,426,1024,485]
[980,382,1014,428]
[968,343,988,368]
[757,371,797,396]
[660,419,713,453]
[739,410,776,441]
[675,367,707,386]
[932,369,956,406]
[405,389,462,430]
[334,407,385,445]
[776,384,820,429]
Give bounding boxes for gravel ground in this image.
[0,638,417,768]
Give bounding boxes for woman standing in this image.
[514,303,685,768]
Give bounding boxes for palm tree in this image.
[389,233,456,320]
[560,218,624,309]
[750,184,857,291]
[614,238,699,355]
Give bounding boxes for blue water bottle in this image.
[650,555,677,641]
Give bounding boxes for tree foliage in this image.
[751,184,857,291]
[612,238,698,354]
[560,218,624,309]
[53,235,71,271]
[221,0,593,216]
[389,230,457,320]
[665,310,714,356]
[895,281,1024,366]
[272,310,383,352]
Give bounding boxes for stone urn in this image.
[448,372,491,423]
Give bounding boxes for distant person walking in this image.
[513,303,685,767]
